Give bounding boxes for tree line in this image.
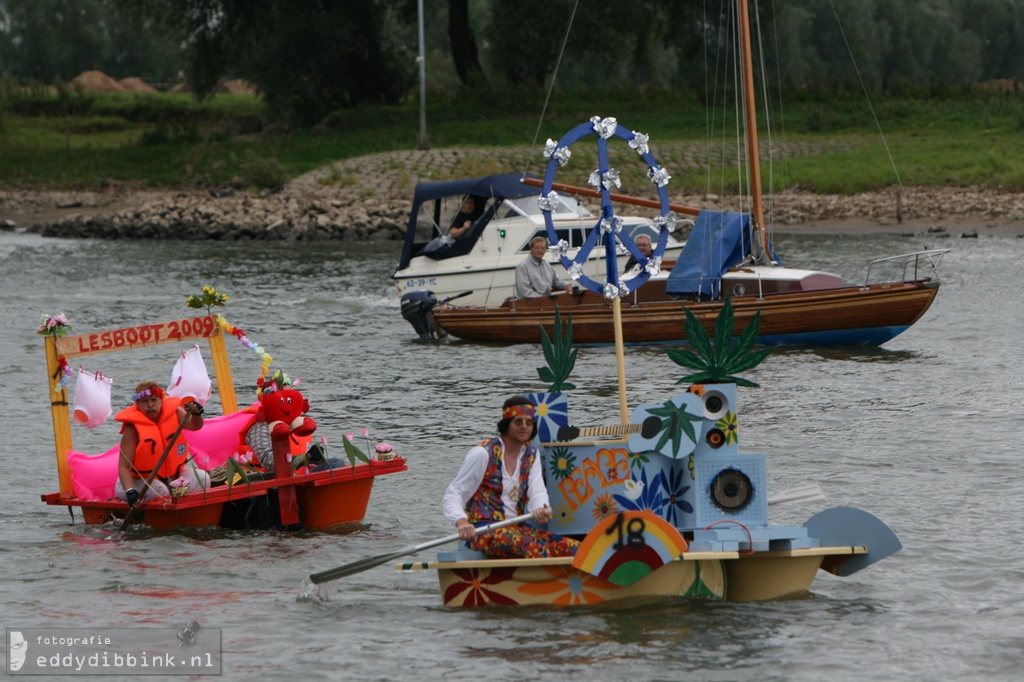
[2,0,1022,126]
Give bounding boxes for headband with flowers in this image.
[132,386,165,402]
[503,404,536,420]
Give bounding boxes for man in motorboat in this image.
[422,195,481,255]
[514,236,568,299]
[115,381,209,507]
[442,396,579,558]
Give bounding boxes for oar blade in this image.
[309,549,408,584]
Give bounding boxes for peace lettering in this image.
[557,446,631,511]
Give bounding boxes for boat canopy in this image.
[666,210,754,297]
[397,173,538,270]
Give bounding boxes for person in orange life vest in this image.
[442,395,579,559]
[115,381,209,507]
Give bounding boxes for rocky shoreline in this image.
[2,147,1023,239]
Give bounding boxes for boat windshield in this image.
[501,194,593,219]
[518,222,679,252]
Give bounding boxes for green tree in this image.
[0,0,179,83]
[151,0,414,125]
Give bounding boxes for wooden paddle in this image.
[555,415,661,442]
[308,512,534,584]
[118,407,193,531]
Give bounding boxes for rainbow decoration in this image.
[572,510,688,587]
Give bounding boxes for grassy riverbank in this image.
[2,86,1023,194]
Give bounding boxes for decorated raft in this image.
[351,111,901,606]
[399,303,901,605]
[39,293,406,531]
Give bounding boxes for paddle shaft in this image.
[309,512,534,584]
[118,410,191,530]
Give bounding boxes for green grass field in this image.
[2,87,1023,193]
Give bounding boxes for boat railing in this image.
[862,249,951,288]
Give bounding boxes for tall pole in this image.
[738,0,769,263]
[416,0,430,150]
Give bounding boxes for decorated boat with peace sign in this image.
[309,106,903,604]
[38,290,406,532]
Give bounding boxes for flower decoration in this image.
[716,412,739,445]
[543,139,571,167]
[342,432,370,468]
[214,316,273,384]
[56,356,72,388]
[614,468,664,513]
[628,131,650,155]
[592,492,618,521]
[553,501,576,529]
[538,191,561,213]
[186,285,229,315]
[647,165,671,187]
[547,447,577,482]
[526,392,569,443]
[590,115,618,139]
[37,312,72,338]
[656,466,694,526]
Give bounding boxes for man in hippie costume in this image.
[443,396,579,558]
[114,381,209,507]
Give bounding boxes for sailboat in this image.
[426,2,948,347]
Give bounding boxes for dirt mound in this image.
[118,77,157,93]
[223,79,258,94]
[70,70,125,93]
[168,81,231,94]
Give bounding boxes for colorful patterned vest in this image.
[465,437,535,524]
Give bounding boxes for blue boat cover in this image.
[396,173,538,270]
[665,210,752,296]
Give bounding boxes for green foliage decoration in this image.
[645,397,705,456]
[664,297,772,388]
[342,436,370,468]
[536,307,577,392]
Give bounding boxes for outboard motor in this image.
[401,291,440,339]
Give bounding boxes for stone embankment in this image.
[2,145,1022,239]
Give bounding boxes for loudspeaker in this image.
[692,384,739,458]
[677,453,768,531]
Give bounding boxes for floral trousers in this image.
[468,524,579,559]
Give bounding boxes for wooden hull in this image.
[43,458,407,532]
[419,545,866,606]
[432,280,941,346]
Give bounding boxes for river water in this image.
[2,228,1021,681]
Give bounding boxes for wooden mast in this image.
[738,0,771,263]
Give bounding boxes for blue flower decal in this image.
[656,464,693,526]
[613,466,665,513]
[527,392,569,443]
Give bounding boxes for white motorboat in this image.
[394,173,685,335]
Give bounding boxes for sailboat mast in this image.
[738,0,770,262]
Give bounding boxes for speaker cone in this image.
[710,468,753,512]
[703,389,729,420]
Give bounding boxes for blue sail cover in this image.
[665,210,752,296]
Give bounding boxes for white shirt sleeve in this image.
[525,451,550,513]
[442,446,488,526]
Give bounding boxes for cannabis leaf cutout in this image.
[646,398,704,455]
[537,307,577,392]
[664,297,771,387]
